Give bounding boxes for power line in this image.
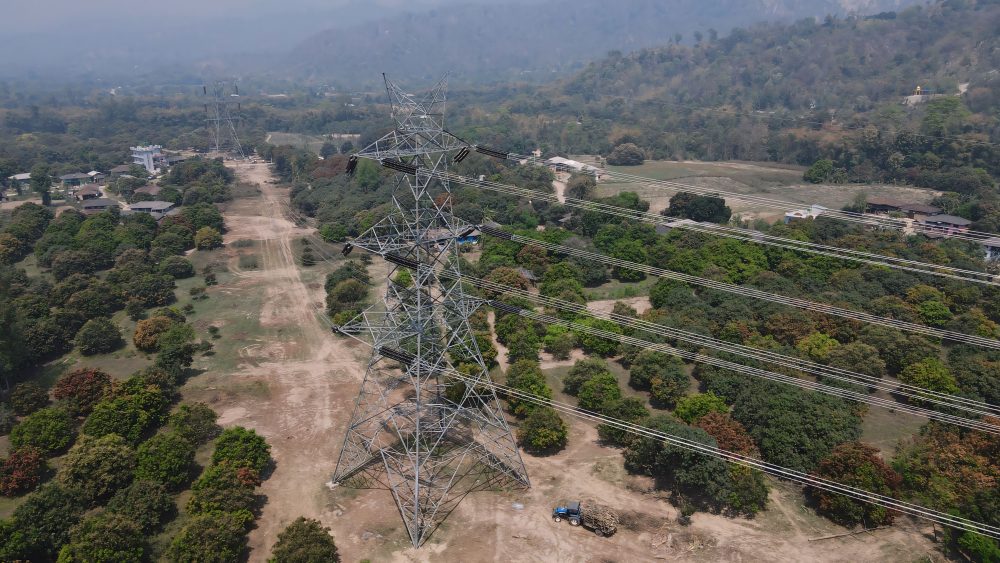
[470,223,1000,350]
[427,166,1000,287]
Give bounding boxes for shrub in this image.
[0,446,46,496]
[125,299,146,321]
[57,434,136,504]
[577,373,622,413]
[543,325,576,360]
[166,512,247,563]
[75,317,123,355]
[10,407,75,455]
[194,227,223,250]
[269,517,340,563]
[106,480,174,533]
[10,382,50,416]
[168,403,221,445]
[212,427,271,473]
[159,256,195,279]
[517,407,568,454]
[136,431,195,490]
[82,395,157,445]
[573,318,622,357]
[239,254,260,269]
[504,360,552,418]
[56,513,145,563]
[674,392,729,424]
[597,398,650,446]
[133,316,174,351]
[899,357,959,396]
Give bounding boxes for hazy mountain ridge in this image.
[282,0,919,87]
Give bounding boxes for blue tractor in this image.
[552,501,582,527]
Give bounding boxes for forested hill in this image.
[282,0,919,87]
[559,0,1000,111]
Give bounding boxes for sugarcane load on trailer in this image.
[551,500,619,537]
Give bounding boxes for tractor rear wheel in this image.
[570,519,580,526]
[553,516,562,523]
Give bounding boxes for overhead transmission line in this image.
[321,304,1000,540]
[458,273,1000,424]
[420,166,999,287]
[277,171,1000,541]
[504,149,1000,245]
[450,274,1000,434]
[468,222,1000,350]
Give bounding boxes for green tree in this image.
[56,513,145,563]
[674,392,728,424]
[194,227,223,250]
[517,406,568,454]
[795,332,839,362]
[543,324,576,360]
[563,358,610,395]
[106,480,174,533]
[136,432,195,489]
[504,360,552,417]
[29,163,52,206]
[804,159,834,183]
[212,427,272,473]
[607,143,645,165]
[168,402,221,445]
[10,382,50,416]
[10,407,75,455]
[75,317,123,355]
[899,358,959,396]
[629,350,686,394]
[577,372,622,413]
[573,317,622,356]
[8,483,87,560]
[159,256,195,279]
[597,397,650,446]
[165,512,247,563]
[665,192,732,223]
[187,462,258,518]
[82,395,157,445]
[57,434,136,504]
[269,517,340,563]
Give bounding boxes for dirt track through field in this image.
[196,162,942,562]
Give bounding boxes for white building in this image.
[983,237,1000,262]
[131,145,163,174]
[545,156,601,178]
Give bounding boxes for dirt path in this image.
[552,176,567,204]
[194,162,371,561]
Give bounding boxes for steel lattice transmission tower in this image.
[331,75,530,547]
[203,80,246,159]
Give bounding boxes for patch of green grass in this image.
[584,276,656,301]
[238,254,260,270]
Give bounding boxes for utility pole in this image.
[331,75,529,547]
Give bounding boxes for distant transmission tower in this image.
[332,75,530,547]
[203,80,246,159]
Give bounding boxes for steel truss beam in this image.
[331,75,528,547]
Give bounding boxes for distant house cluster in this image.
[784,196,998,262]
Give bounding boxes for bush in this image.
[133,316,174,351]
[597,398,650,446]
[125,299,146,321]
[74,317,123,355]
[135,431,195,490]
[504,360,552,418]
[57,434,136,504]
[573,318,622,357]
[804,159,834,183]
[517,407,568,454]
[577,373,622,413]
[194,227,223,250]
[56,513,145,563]
[166,512,247,563]
[10,382,50,416]
[53,369,113,417]
[674,392,728,424]
[0,446,46,496]
[159,255,195,279]
[543,325,576,360]
[106,480,175,533]
[168,402,221,445]
[10,407,75,455]
[269,517,340,563]
[82,395,157,445]
[212,427,271,473]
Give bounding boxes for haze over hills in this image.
[281,0,920,88]
[1,0,917,87]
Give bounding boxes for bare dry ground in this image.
[183,161,942,562]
